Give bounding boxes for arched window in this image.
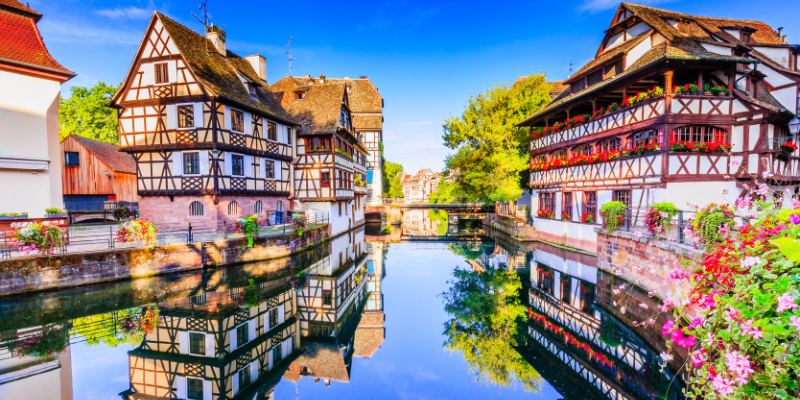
[253,200,263,214]
[189,201,204,216]
[227,201,240,216]
[670,125,726,144]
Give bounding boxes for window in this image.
[254,200,263,214]
[269,308,278,327]
[187,378,203,400]
[236,324,249,345]
[536,266,555,296]
[320,172,330,188]
[613,190,631,210]
[322,290,332,306]
[64,152,79,166]
[539,192,555,216]
[154,63,169,84]
[189,332,205,355]
[267,121,277,141]
[177,104,195,128]
[231,154,244,176]
[227,201,240,216]
[597,137,621,152]
[562,192,573,220]
[670,125,726,144]
[189,201,204,216]
[272,345,283,365]
[248,83,257,97]
[287,127,292,145]
[183,152,199,175]
[628,129,658,148]
[560,275,572,304]
[237,367,251,389]
[231,109,244,132]
[579,281,595,314]
[583,192,597,221]
[265,160,275,179]
[572,143,593,156]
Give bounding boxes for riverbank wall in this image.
[0,225,331,297]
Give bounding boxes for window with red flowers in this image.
[670,125,726,145]
[627,128,659,148]
[583,191,597,221]
[613,189,631,209]
[539,192,555,217]
[562,192,573,220]
[597,137,621,153]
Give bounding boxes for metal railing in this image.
[607,207,699,245]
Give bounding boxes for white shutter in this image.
[168,60,177,83]
[244,112,252,135]
[166,104,177,129]
[262,158,268,179]
[172,151,183,176]
[175,376,187,399]
[250,361,258,382]
[205,333,214,356]
[193,103,203,128]
[224,153,232,176]
[178,331,189,354]
[273,160,281,180]
[244,155,253,178]
[199,151,209,175]
[264,312,271,332]
[232,371,239,395]
[229,329,237,351]
[282,338,292,358]
[267,349,273,370]
[202,380,212,400]
[277,304,285,324]
[224,106,231,130]
[248,320,256,342]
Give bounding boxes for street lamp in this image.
[790,116,800,136]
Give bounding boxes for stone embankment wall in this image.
[0,226,329,297]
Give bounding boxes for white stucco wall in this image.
[0,70,64,216]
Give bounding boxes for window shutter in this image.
[205,333,214,356]
[193,103,203,128]
[168,60,177,83]
[178,331,189,354]
[267,349,273,370]
[262,158,268,179]
[166,104,177,129]
[175,376,187,399]
[202,380,212,400]
[229,329,237,351]
[199,151,209,175]
[172,151,183,176]
[250,361,258,382]
[232,371,239,395]
[248,320,256,341]
[244,155,253,178]
[264,311,271,331]
[224,153,232,176]
[224,106,231,130]
[282,338,292,357]
[277,304,285,324]
[274,160,281,180]
[244,112,252,135]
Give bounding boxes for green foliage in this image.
[71,308,148,347]
[428,209,449,236]
[600,201,626,232]
[10,324,70,359]
[429,177,464,205]
[382,160,404,198]
[236,214,260,247]
[691,203,735,250]
[59,82,120,144]
[599,317,623,348]
[12,223,63,255]
[442,264,541,392]
[45,207,64,215]
[442,75,552,203]
[645,202,679,236]
[116,219,158,248]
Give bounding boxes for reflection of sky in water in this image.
[71,341,135,400]
[274,243,561,399]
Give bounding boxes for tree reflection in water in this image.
[441,261,541,392]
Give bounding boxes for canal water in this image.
[0,213,682,400]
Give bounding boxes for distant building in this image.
[401,169,442,203]
[113,13,296,233]
[60,135,137,208]
[0,0,74,217]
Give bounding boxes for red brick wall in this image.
[139,195,290,233]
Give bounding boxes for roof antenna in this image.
[287,36,295,76]
[568,57,574,74]
[192,0,211,30]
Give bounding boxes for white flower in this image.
[660,351,674,362]
[741,256,761,268]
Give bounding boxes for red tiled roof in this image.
[0,1,74,80]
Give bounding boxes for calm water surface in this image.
[0,222,681,399]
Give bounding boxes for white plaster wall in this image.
[534,248,598,284]
[759,64,793,87]
[650,181,739,209]
[627,22,651,38]
[753,46,791,68]
[700,43,731,56]
[626,36,652,67]
[772,86,798,114]
[533,218,598,245]
[0,70,64,216]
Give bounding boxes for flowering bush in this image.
[116,219,158,247]
[10,324,70,359]
[645,202,679,237]
[236,214,260,247]
[537,209,555,219]
[670,141,732,153]
[600,201,626,232]
[581,212,596,224]
[9,223,63,255]
[119,305,159,336]
[690,203,735,251]
[292,212,307,237]
[780,140,798,154]
[662,203,800,398]
[561,211,572,220]
[673,83,700,94]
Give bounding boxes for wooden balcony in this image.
[530,95,733,152]
[136,175,290,195]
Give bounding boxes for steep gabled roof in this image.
[68,135,136,174]
[0,0,74,81]
[277,81,349,135]
[283,342,351,383]
[124,13,295,125]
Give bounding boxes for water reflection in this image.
[401,209,483,239]
[0,225,682,399]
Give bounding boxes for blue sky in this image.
[31,0,800,174]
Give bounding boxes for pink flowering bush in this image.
[116,219,158,248]
[9,223,63,255]
[663,202,800,398]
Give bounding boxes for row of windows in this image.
[228,108,289,143]
[188,200,284,217]
[178,152,278,178]
[539,190,629,220]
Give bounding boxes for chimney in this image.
[740,26,756,44]
[319,74,326,84]
[244,54,267,82]
[205,25,226,55]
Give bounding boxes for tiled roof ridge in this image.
[0,2,74,78]
[0,0,41,19]
[621,2,775,27]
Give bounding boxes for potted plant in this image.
[116,219,158,248]
[537,209,555,219]
[581,212,596,224]
[0,212,28,220]
[778,140,798,161]
[645,202,679,237]
[702,83,712,96]
[44,208,65,218]
[10,223,63,255]
[235,214,260,247]
[690,203,735,250]
[600,201,627,232]
[561,211,571,221]
[10,323,70,359]
[113,205,131,221]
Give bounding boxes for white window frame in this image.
[231,153,245,177]
[182,151,201,176]
[175,103,196,130]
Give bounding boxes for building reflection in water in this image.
[0,326,73,400]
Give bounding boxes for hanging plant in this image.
[600,201,626,233]
[10,324,70,359]
[116,219,158,248]
[690,203,735,250]
[118,305,159,336]
[9,223,63,255]
[645,202,679,237]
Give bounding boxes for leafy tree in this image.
[382,160,405,198]
[441,262,541,391]
[441,75,552,203]
[70,308,145,347]
[60,82,120,144]
[429,177,464,204]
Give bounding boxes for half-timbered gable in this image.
[521,3,800,250]
[113,12,298,232]
[123,282,299,399]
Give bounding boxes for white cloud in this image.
[39,18,139,45]
[94,6,151,20]
[579,0,673,12]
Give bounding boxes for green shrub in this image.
[236,215,260,247]
[691,203,735,250]
[600,201,626,232]
[645,202,679,236]
[45,207,64,215]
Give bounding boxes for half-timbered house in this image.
[122,282,299,399]
[60,135,137,207]
[0,0,74,218]
[271,77,369,236]
[112,13,297,233]
[273,76,385,205]
[522,3,800,250]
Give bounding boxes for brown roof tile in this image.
[283,342,350,383]
[281,83,347,135]
[69,135,136,174]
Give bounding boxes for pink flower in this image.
[725,350,754,385]
[690,349,708,368]
[777,293,798,313]
[688,317,704,330]
[702,292,717,310]
[671,329,697,348]
[741,319,763,339]
[790,316,800,334]
[756,183,770,197]
[793,198,800,209]
[724,307,742,322]
[712,374,736,396]
[740,256,761,269]
[790,214,800,225]
[668,267,689,281]
[660,297,674,312]
[661,320,675,336]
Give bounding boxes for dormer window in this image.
[295,90,305,100]
[248,83,257,97]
